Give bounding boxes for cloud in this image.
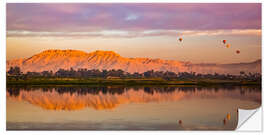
[7,29,261,39]
[7,3,261,32]
[125,14,139,21]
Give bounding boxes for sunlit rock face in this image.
[6,49,261,74]
[7,87,261,111]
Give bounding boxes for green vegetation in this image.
[7,77,260,86]
[7,66,261,86]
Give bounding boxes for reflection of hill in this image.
[7,87,261,111]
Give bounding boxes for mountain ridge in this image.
[7,49,261,74]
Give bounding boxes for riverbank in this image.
[6,77,261,86]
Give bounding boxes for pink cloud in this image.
[7,3,261,33]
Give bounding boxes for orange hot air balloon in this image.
[226,113,231,120]
[226,44,230,48]
[179,37,183,42]
[236,50,240,54]
[222,40,226,44]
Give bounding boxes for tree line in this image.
[7,66,261,81]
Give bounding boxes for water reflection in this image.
[7,86,261,111]
[6,86,261,130]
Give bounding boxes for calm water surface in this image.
[6,86,261,130]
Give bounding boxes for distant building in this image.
[106,76,120,79]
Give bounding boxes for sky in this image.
[6,3,261,63]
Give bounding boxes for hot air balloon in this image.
[226,113,231,120]
[222,40,226,44]
[236,50,240,54]
[223,118,227,125]
[226,44,230,48]
[178,120,182,125]
[179,37,183,42]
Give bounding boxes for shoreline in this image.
[6,77,261,86]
